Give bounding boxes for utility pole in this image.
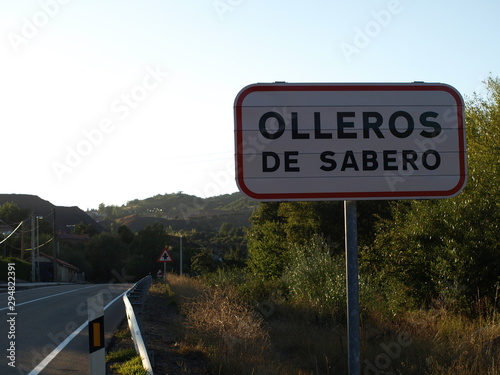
[180,235,183,276]
[36,216,40,282]
[20,220,24,261]
[52,208,58,282]
[31,215,35,282]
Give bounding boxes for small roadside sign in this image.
[157,247,173,263]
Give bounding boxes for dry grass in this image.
[360,303,500,375]
[167,274,346,374]
[407,309,500,375]
[182,287,269,344]
[148,280,175,297]
[168,274,277,374]
[164,274,500,374]
[266,306,347,374]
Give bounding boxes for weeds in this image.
[110,356,148,375]
[161,272,499,375]
[106,348,137,362]
[149,280,175,297]
[107,320,147,375]
[114,327,132,341]
[170,274,275,374]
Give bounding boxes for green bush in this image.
[247,220,289,280]
[361,77,500,311]
[283,235,346,317]
[204,267,246,288]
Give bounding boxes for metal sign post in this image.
[345,200,360,374]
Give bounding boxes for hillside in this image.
[0,194,104,233]
[0,192,256,234]
[94,192,257,232]
[125,191,255,214]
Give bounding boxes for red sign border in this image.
[157,247,174,263]
[234,83,466,201]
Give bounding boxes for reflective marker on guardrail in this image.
[88,293,105,375]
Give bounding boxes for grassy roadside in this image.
[166,273,499,375]
[106,325,147,375]
[105,274,499,374]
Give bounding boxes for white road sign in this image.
[157,247,173,262]
[234,82,466,200]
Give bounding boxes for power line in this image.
[5,237,54,252]
[0,220,24,245]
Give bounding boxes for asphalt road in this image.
[1,283,133,375]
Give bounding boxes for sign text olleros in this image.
[234,83,466,201]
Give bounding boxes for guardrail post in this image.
[88,293,105,375]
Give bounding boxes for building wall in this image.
[36,256,79,282]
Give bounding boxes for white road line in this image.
[0,285,98,311]
[27,288,131,375]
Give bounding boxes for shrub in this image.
[283,234,346,317]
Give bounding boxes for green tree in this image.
[117,224,135,245]
[363,77,500,308]
[246,199,388,280]
[191,248,221,275]
[0,202,29,223]
[85,233,127,282]
[73,222,99,237]
[127,223,169,278]
[247,220,287,279]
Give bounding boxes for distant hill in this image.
[0,194,104,233]
[95,192,258,232]
[125,192,256,214]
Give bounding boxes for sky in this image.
[0,0,498,210]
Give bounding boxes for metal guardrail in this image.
[123,275,153,375]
